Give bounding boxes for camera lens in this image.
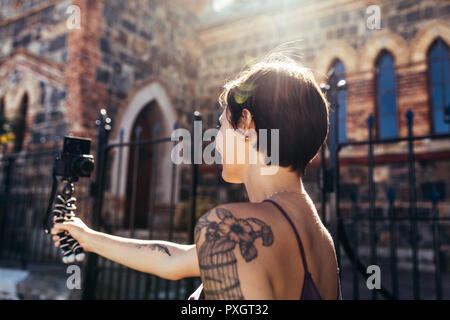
[80,158,95,175]
[73,156,95,177]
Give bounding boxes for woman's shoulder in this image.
[194,201,278,299]
[195,201,274,233]
[194,201,292,263]
[195,201,281,237]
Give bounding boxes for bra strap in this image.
[263,199,310,273]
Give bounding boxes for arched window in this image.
[375,51,398,139]
[427,38,450,134]
[0,96,4,116]
[13,93,28,152]
[0,96,5,137]
[328,60,347,143]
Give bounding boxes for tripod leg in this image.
[60,183,85,263]
[53,181,86,264]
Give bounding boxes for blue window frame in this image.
[328,60,347,143]
[376,51,398,139]
[428,38,450,134]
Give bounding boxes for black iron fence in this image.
[323,110,450,300]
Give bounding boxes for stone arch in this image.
[410,19,450,63]
[4,73,40,151]
[313,40,358,81]
[5,73,39,117]
[110,79,179,204]
[359,31,409,72]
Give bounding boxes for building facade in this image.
[0,0,449,228]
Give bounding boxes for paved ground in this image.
[0,264,80,300]
[0,267,29,299]
[1,262,449,300]
[339,261,450,300]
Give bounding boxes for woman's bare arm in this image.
[51,217,199,280]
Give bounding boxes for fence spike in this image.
[387,187,396,203]
[406,109,414,125]
[430,185,439,204]
[351,190,358,203]
[367,114,374,128]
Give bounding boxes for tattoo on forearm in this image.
[195,207,274,299]
[136,243,171,256]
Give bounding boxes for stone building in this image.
[0,0,449,234]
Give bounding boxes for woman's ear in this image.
[239,108,255,133]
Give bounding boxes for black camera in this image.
[54,136,95,180]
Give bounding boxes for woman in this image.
[51,51,342,300]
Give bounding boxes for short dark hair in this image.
[218,53,329,177]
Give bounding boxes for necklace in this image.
[266,190,307,200]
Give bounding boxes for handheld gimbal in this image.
[43,136,95,264]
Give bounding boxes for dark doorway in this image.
[124,101,161,229]
[13,93,28,153]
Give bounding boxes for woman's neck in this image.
[243,165,307,203]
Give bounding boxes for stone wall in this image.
[0,0,72,146]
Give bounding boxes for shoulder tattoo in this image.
[195,207,274,299]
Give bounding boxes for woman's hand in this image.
[51,216,94,252]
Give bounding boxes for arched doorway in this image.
[124,101,162,229]
[13,93,28,153]
[110,80,179,231]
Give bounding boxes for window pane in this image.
[428,39,450,134]
[379,54,394,69]
[443,57,449,84]
[338,90,346,117]
[433,109,450,134]
[376,52,397,139]
[445,82,450,106]
[432,85,444,107]
[378,92,396,115]
[437,41,447,60]
[339,119,347,143]
[328,60,347,143]
[329,109,336,141]
[379,114,398,139]
[429,42,441,60]
[378,70,395,92]
[430,60,443,84]
[334,61,345,75]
